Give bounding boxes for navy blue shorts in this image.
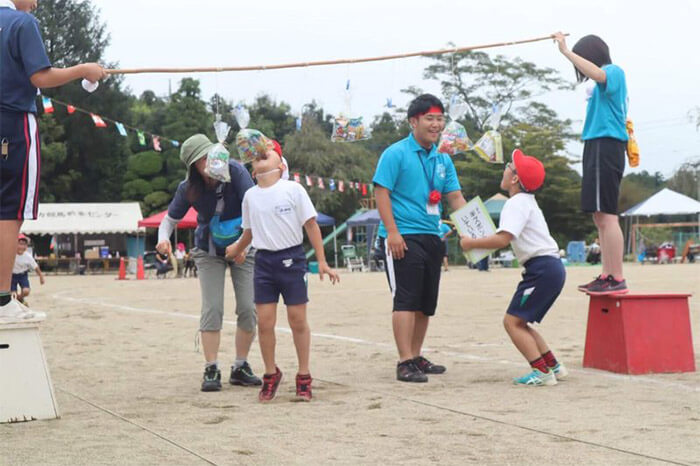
[506,256,566,323]
[254,245,308,305]
[0,112,41,220]
[12,272,30,291]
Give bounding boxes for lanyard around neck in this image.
[417,152,436,192]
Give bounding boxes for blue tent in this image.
[316,212,335,226]
[346,209,380,226]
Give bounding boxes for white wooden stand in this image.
[0,313,60,423]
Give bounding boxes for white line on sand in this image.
[51,291,699,393]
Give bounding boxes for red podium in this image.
[583,293,696,374]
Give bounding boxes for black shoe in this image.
[201,365,222,392]
[413,355,446,374]
[230,361,262,386]
[396,360,428,383]
[578,275,606,292]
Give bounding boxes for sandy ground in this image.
[2,262,699,465]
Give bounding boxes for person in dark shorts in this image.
[0,0,106,319]
[553,32,629,295]
[461,149,568,386]
[373,94,467,383]
[226,139,339,402]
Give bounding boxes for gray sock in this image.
[233,359,246,369]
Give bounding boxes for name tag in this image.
[275,204,293,216]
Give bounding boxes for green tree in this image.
[667,160,699,200]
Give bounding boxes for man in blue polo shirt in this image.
[373,93,467,383]
[0,0,107,319]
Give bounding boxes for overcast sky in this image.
[90,0,700,178]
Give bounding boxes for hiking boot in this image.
[396,360,428,383]
[587,276,629,296]
[230,361,262,386]
[0,299,34,321]
[513,368,557,386]
[550,362,569,380]
[578,275,606,292]
[295,373,313,401]
[201,365,222,392]
[259,367,283,402]
[413,355,446,374]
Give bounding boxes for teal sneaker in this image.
[513,368,557,386]
[551,362,568,380]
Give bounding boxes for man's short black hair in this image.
[572,35,612,83]
[407,94,445,119]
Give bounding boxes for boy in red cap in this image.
[226,139,339,402]
[12,233,44,305]
[460,149,567,386]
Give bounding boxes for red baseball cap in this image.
[18,233,29,243]
[512,149,545,192]
[270,139,282,157]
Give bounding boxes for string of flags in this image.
[292,172,373,196]
[39,95,180,151]
[41,94,374,196]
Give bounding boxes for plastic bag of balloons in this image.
[236,129,270,164]
[473,130,503,164]
[331,116,371,142]
[233,105,250,130]
[205,115,232,182]
[437,98,472,155]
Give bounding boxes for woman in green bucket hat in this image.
[157,134,262,392]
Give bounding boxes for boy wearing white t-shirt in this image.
[12,234,45,305]
[460,149,567,387]
[226,140,339,402]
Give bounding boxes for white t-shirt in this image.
[242,179,317,251]
[13,251,38,274]
[497,193,559,265]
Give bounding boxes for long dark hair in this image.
[185,165,206,203]
[572,35,612,83]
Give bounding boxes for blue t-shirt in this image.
[582,64,628,142]
[439,222,452,239]
[167,160,254,254]
[373,133,462,237]
[0,7,51,113]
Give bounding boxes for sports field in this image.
[3,263,699,465]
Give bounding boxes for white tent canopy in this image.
[621,188,700,217]
[20,203,144,235]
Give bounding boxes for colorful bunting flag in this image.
[115,122,127,137]
[339,180,345,192]
[90,113,107,128]
[361,183,368,196]
[171,140,180,147]
[318,177,325,189]
[329,179,336,191]
[306,175,312,187]
[137,131,146,146]
[66,105,76,114]
[41,96,54,114]
[294,173,301,183]
[152,135,162,152]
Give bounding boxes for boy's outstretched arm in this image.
[225,229,253,264]
[35,265,45,285]
[30,63,108,89]
[460,231,513,251]
[304,217,339,284]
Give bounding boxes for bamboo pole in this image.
[107,34,566,75]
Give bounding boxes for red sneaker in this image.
[296,373,312,401]
[259,367,282,402]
